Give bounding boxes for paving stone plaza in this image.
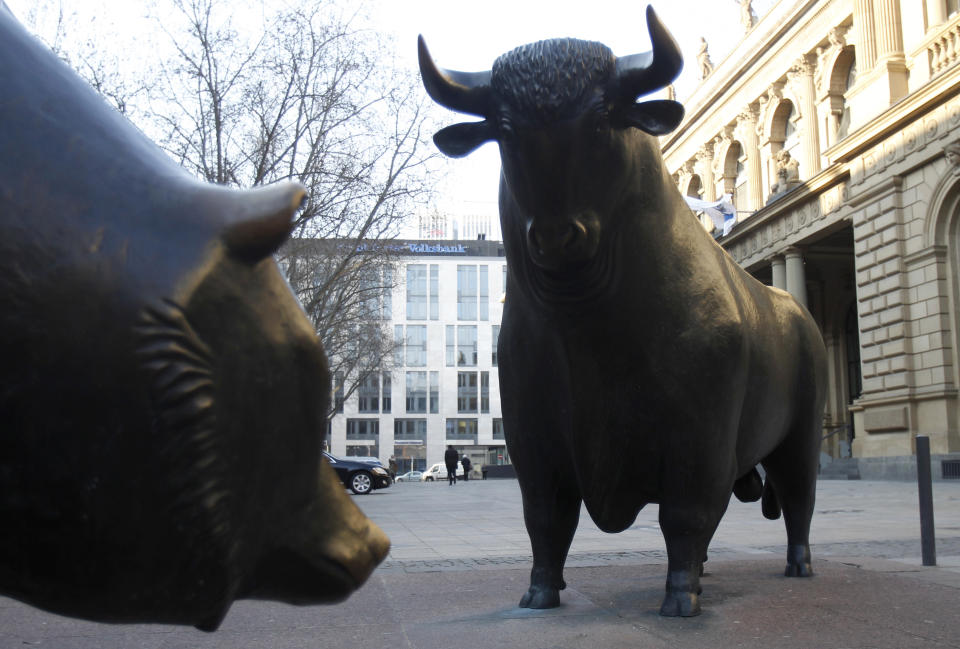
[2,478,959,648]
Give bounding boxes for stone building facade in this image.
[662,0,960,478]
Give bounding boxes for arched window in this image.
[723,141,744,209]
[846,59,857,89]
[768,99,798,187]
[781,103,800,160]
[735,158,747,207]
[832,48,857,142]
[686,174,702,198]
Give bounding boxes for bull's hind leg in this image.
[762,421,821,578]
[518,479,581,608]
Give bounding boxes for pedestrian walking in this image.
[388,455,398,480]
[460,454,472,481]
[444,445,459,486]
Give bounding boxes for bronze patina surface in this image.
[0,3,388,630]
[419,5,827,617]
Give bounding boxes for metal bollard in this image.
[916,435,937,566]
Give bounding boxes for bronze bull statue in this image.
[0,3,388,630]
[419,5,827,617]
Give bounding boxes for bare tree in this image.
[13,1,152,116]
[16,0,436,418]
[152,0,436,416]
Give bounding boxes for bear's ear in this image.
[622,99,685,136]
[433,121,496,158]
[221,183,305,263]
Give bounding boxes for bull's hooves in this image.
[784,563,813,577]
[519,586,560,609]
[659,591,701,617]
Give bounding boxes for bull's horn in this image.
[615,5,683,101]
[417,35,492,117]
[219,182,305,264]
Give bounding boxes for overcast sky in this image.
[6,0,778,225]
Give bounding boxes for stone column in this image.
[789,55,822,177]
[854,0,877,73]
[771,256,786,290]
[785,247,808,307]
[696,143,716,202]
[874,0,905,59]
[926,0,947,30]
[736,106,763,211]
[680,160,696,197]
[712,135,726,200]
[874,0,908,102]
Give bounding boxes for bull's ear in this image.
[433,121,496,158]
[623,99,684,136]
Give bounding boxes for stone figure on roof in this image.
[767,149,801,202]
[697,37,713,80]
[739,0,756,31]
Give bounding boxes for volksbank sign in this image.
[353,242,468,255]
[404,243,467,254]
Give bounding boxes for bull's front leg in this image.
[657,500,726,617]
[518,479,581,609]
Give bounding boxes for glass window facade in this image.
[405,325,427,366]
[479,265,489,321]
[457,265,478,320]
[346,419,379,439]
[445,325,455,366]
[492,325,500,366]
[393,325,404,366]
[429,371,439,414]
[382,265,393,319]
[493,418,505,440]
[382,372,392,413]
[334,371,344,414]
[481,371,490,414]
[457,325,478,367]
[394,418,427,440]
[429,264,439,320]
[458,371,478,413]
[446,418,478,442]
[405,371,427,413]
[357,373,380,413]
[347,443,379,457]
[406,264,427,320]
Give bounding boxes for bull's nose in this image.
[527,220,589,256]
[526,216,598,267]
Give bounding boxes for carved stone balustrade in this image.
[928,12,960,77]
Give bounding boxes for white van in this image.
[420,462,465,481]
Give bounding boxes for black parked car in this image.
[322,452,392,495]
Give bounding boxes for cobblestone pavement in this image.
[369,478,960,579]
[2,478,959,648]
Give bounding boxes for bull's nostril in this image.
[563,221,588,249]
[527,226,541,251]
